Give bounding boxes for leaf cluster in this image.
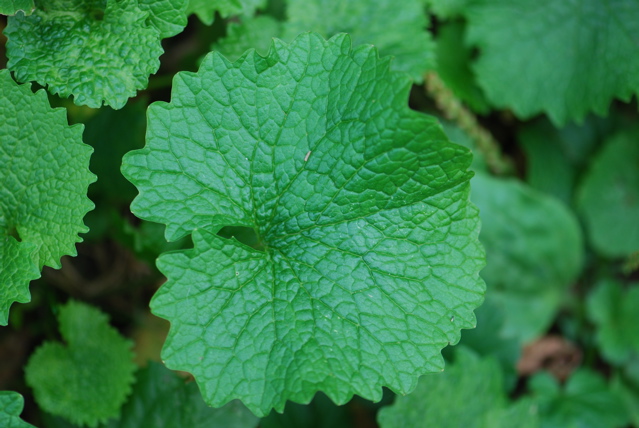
[1,1,639,427]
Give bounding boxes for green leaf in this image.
[576,129,639,258]
[284,0,435,82]
[426,0,468,18]
[5,0,166,109]
[465,0,639,125]
[122,32,485,416]
[458,298,520,384]
[105,362,258,428]
[0,392,35,428]
[0,69,95,325]
[117,219,191,265]
[435,21,489,114]
[530,370,629,428]
[213,15,282,62]
[440,121,488,173]
[586,279,639,365]
[377,347,539,428]
[186,0,265,25]
[0,0,34,15]
[471,173,583,343]
[138,0,188,38]
[612,373,639,428]
[25,300,136,427]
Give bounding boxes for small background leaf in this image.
[377,347,539,428]
[471,173,583,343]
[284,0,435,81]
[577,129,639,258]
[465,0,639,124]
[25,301,136,427]
[530,370,629,428]
[187,0,265,25]
[213,15,281,61]
[434,21,489,114]
[586,280,639,365]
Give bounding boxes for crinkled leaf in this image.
[0,0,34,15]
[122,32,485,416]
[576,130,639,258]
[25,301,136,428]
[0,392,35,428]
[284,0,435,82]
[586,280,639,365]
[471,173,582,343]
[465,0,639,125]
[5,0,164,109]
[138,0,187,38]
[186,0,265,25]
[0,239,39,326]
[105,362,258,428]
[530,370,629,428]
[0,69,94,325]
[377,347,539,428]
[214,15,281,61]
[435,21,489,114]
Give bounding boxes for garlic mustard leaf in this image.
[5,0,165,109]
[0,240,38,326]
[576,130,639,258]
[122,33,485,416]
[284,0,435,82]
[530,370,629,428]
[214,15,282,61]
[0,392,35,428]
[186,0,265,25]
[471,173,583,343]
[112,362,258,428]
[377,347,539,428]
[465,0,639,125]
[586,280,639,365]
[25,301,136,428]
[0,0,34,15]
[0,70,94,325]
[138,0,187,38]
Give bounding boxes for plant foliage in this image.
[4,0,186,108]
[0,0,33,15]
[0,69,94,325]
[0,1,637,427]
[122,32,485,416]
[0,392,35,428]
[24,301,136,427]
[464,0,639,125]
